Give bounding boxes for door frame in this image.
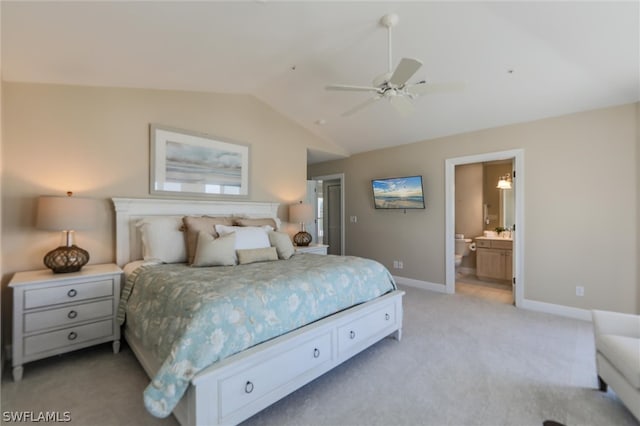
[445,149,524,307]
[311,173,345,255]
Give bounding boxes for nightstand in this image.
[9,263,122,381]
[294,244,329,255]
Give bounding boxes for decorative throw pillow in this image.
[191,232,236,267]
[214,225,271,250]
[234,217,278,230]
[182,216,234,264]
[136,216,187,263]
[237,247,278,265]
[268,231,295,260]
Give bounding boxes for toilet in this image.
[455,237,474,267]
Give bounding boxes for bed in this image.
[113,197,404,426]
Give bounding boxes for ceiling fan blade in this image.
[407,81,467,95]
[342,97,380,117]
[389,95,414,116]
[326,84,380,93]
[388,58,423,87]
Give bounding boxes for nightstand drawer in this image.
[24,299,113,333]
[24,279,113,309]
[23,319,113,356]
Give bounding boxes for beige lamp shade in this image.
[289,202,314,247]
[36,193,97,273]
[37,194,97,231]
[289,202,313,224]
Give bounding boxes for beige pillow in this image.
[183,216,234,264]
[237,247,278,265]
[192,232,236,267]
[268,231,295,260]
[234,217,277,230]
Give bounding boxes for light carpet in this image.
[2,285,637,426]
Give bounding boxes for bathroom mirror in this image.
[500,187,514,229]
[483,161,514,231]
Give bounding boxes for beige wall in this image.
[1,81,346,342]
[310,103,639,313]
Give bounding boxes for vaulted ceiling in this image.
[2,1,639,162]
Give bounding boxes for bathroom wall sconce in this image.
[497,173,512,190]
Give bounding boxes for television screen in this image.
[372,175,426,209]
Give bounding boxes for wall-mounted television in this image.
[372,175,426,209]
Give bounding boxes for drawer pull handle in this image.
[67,310,78,319]
[349,330,356,339]
[67,331,78,341]
[313,348,320,358]
[245,381,254,394]
[67,289,77,298]
[385,313,390,321]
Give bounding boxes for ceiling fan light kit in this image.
[326,13,464,117]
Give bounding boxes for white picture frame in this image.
[150,124,249,197]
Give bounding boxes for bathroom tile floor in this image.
[456,273,513,304]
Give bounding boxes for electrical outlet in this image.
[393,261,398,269]
[398,261,403,269]
[576,286,584,297]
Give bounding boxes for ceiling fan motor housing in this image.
[380,13,399,28]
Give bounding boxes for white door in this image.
[326,181,342,255]
[305,180,319,244]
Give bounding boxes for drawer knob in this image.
[313,348,320,358]
[349,330,356,339]
[385,313,390,321]
[245,381,254,394]
[67,289,77,298]
[67,310,78,319]
[67,331,78,341]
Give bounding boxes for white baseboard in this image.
[394,274,591,321]
[520,298,592,322]
[393,275,447,293]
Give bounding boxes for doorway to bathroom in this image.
[444,149,524,307]
[309,173,345,255]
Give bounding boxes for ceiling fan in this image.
[326,13,465,117]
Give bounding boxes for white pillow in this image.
[214,224,271,250]
[136,216,187,263]
[192,232,236,267]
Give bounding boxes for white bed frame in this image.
[112,197,404,426]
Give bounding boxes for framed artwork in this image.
[150,125,249,197]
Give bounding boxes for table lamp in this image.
[36,192,97,273]
[289,201,314,246]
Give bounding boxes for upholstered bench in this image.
[592,310,640,421]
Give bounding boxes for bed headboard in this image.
[112,197,281,266]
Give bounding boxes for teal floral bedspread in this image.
[118,254,396,418]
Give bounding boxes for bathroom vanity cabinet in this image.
[475,238,512,282]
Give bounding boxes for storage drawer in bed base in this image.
[126,289,404,426]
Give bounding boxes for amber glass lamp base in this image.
[293,231,312,247]
[43,245,89,273]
